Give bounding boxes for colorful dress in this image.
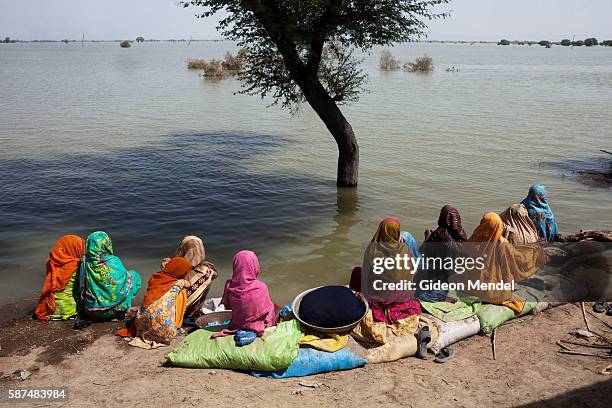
[135,283,186,345]
[79,231,142,320]
[49,274,79,320]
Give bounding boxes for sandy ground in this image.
[1,303,611,408]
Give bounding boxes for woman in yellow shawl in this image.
[359,218,421,323]
[459,212,548,312]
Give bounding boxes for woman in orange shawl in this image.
[459,212,548,312]
[34,235,85,322]
[131,257,192,346]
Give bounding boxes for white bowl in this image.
[292,286,369,333]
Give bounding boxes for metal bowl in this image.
[292,286,369,333]
[194,311,232,329]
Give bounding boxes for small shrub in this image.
[379,50,401,71]
[498,39,510,46]
[561,39,571,46]
[221,49,246,72]
[120,40,131,48]
[187,58,229,79]
[187,59,209,69]
[585,37,598,47]
[573,40,584,47]
[404,55,434,73]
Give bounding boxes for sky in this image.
[1,0,611,42]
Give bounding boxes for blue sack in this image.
[235,330,257,347]
[251,347,366,378]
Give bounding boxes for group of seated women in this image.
[34,184,558,346]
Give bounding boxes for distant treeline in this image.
[497,37,612,47]
[3,36,612,47]
[0,37,227,44]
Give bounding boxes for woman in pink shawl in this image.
[212,250,277,338]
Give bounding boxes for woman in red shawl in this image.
[130,257,192,346]
[34,235,85,322]
[212,250,277,338]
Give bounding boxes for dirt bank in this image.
[1,303,611,408]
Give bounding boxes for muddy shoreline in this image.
[1,302,611,407]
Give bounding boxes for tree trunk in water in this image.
[300,81,359,187]
[336,133,359,187]
[246,5,359,186]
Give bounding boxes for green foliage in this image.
[538,40,551,47]
[602,40,612,47]
[498,39,510,46]
[181,0,450,111]
[120,40,131,48]
[560,39,571,46]
[136,36,145,43]
[584,37,598,47]
[572,40,584,47]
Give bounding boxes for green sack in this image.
[420,290,482,322]
[166,319,303,371]
[49,274,79,320]
[477,286,544,334]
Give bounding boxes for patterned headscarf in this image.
[427,205,468,243]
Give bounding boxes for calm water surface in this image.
[1,41,610,305]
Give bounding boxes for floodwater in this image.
[1,41,611,305]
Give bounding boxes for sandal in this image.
[434,347,454,363]
[593,301,607,313]
[73,319,93,330]
[417,326,431,359]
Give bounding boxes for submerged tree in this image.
[181,0,449,187]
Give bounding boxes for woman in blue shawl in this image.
[521,184,558,241]
[400,231,422,260]
[79,231,142,320]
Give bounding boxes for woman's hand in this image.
[161,258,171,269]
[177,279,191,288]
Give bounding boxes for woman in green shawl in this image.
[79,231,142,320]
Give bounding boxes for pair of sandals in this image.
[593,301,612,316]
[417,326,454,363]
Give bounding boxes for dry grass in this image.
[404,55,434,73]
[187,58,229,79]
[221,49,246,72]
[379,50,401,71]
[187,49,246,79]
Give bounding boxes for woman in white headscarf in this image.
[162,236,218,320]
